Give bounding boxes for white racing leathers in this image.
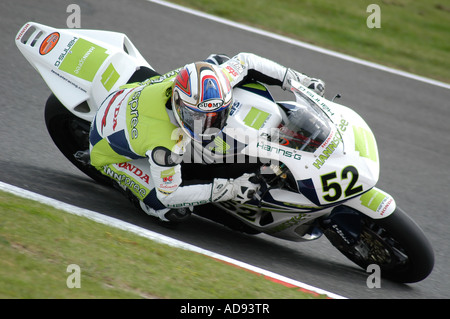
[144,147,261,221]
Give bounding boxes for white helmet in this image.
[172,62,233,141]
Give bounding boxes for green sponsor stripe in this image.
[244,107,270,129]
[101,63,120,91]
[100,164,148,200]
[160,167,175,178]
[58,38,108,82]
[360,189,386,212]
[353,126,377,162]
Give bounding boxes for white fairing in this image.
[227,81,382,206]
[15,22,151,121]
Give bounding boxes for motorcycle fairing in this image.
[15,22,151,122]
[227,81,380,206]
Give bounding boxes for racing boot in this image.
[139,201,192,223]
[164,208,192,223]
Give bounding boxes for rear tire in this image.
[44,94,113,186]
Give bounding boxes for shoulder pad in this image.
[151,147,182,167]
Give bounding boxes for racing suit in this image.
[89,52,324,221]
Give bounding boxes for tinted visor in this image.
[177,101,230,137]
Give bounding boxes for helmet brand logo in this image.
[197,99,224,111]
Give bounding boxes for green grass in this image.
[168,0,450,83]
[0,191,326,299]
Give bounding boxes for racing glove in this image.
[204,53,231,65]
[211,173,260,203]
[282,68,325,97]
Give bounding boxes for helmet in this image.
[172,62,233,141]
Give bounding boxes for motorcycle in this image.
[15,22,434,283]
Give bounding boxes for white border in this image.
[0,181,346,299]
[148,0,450,90]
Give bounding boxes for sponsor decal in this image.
[166,200,209,208]
[158,167,178,194]
[296,84,335,116]
[197,98,224,111]
[321,131,334,149]
[39,32,60,55]
[313,135,342,169]
[49,69,87,93]
[101,63,120,91]
[101,90,124,133]
[160,167,175,183]
[244,107,271,129]
[229,101,241,116]
[223,59,245,80]
[103,165,147,198]
[56,38,108,82]
[54,36,77,67]
[112,105,121,131]
[225,65,239,77]
[128,90,142,139]
[16,23,31,41]
[117,162,151,184]
[256,142,302,161]
[360,189,394,216]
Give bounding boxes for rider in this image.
[89,52,325,222]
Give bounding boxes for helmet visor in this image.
[177,101,230,138]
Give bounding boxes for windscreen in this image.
[276,94,332,153]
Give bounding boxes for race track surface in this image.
[1,0,449,299]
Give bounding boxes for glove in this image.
[282,68,325,97]
[211,173,260,203]
[204,53,231,65]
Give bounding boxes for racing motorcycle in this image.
[15,22,434,283]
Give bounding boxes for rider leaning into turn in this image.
[89,53,325,222]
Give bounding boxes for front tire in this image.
[325,207,434,283]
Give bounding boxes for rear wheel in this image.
[44,94,113,185]
[324,207,434,283]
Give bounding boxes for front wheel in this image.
[325,207,434,283]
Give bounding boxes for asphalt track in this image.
[1,0,450,299]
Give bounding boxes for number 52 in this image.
[320,166,363,202]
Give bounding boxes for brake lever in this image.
[250,166,290,208]
[249,172,270,208]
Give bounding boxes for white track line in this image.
[0,181,346,299]
[148,0,450,90]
